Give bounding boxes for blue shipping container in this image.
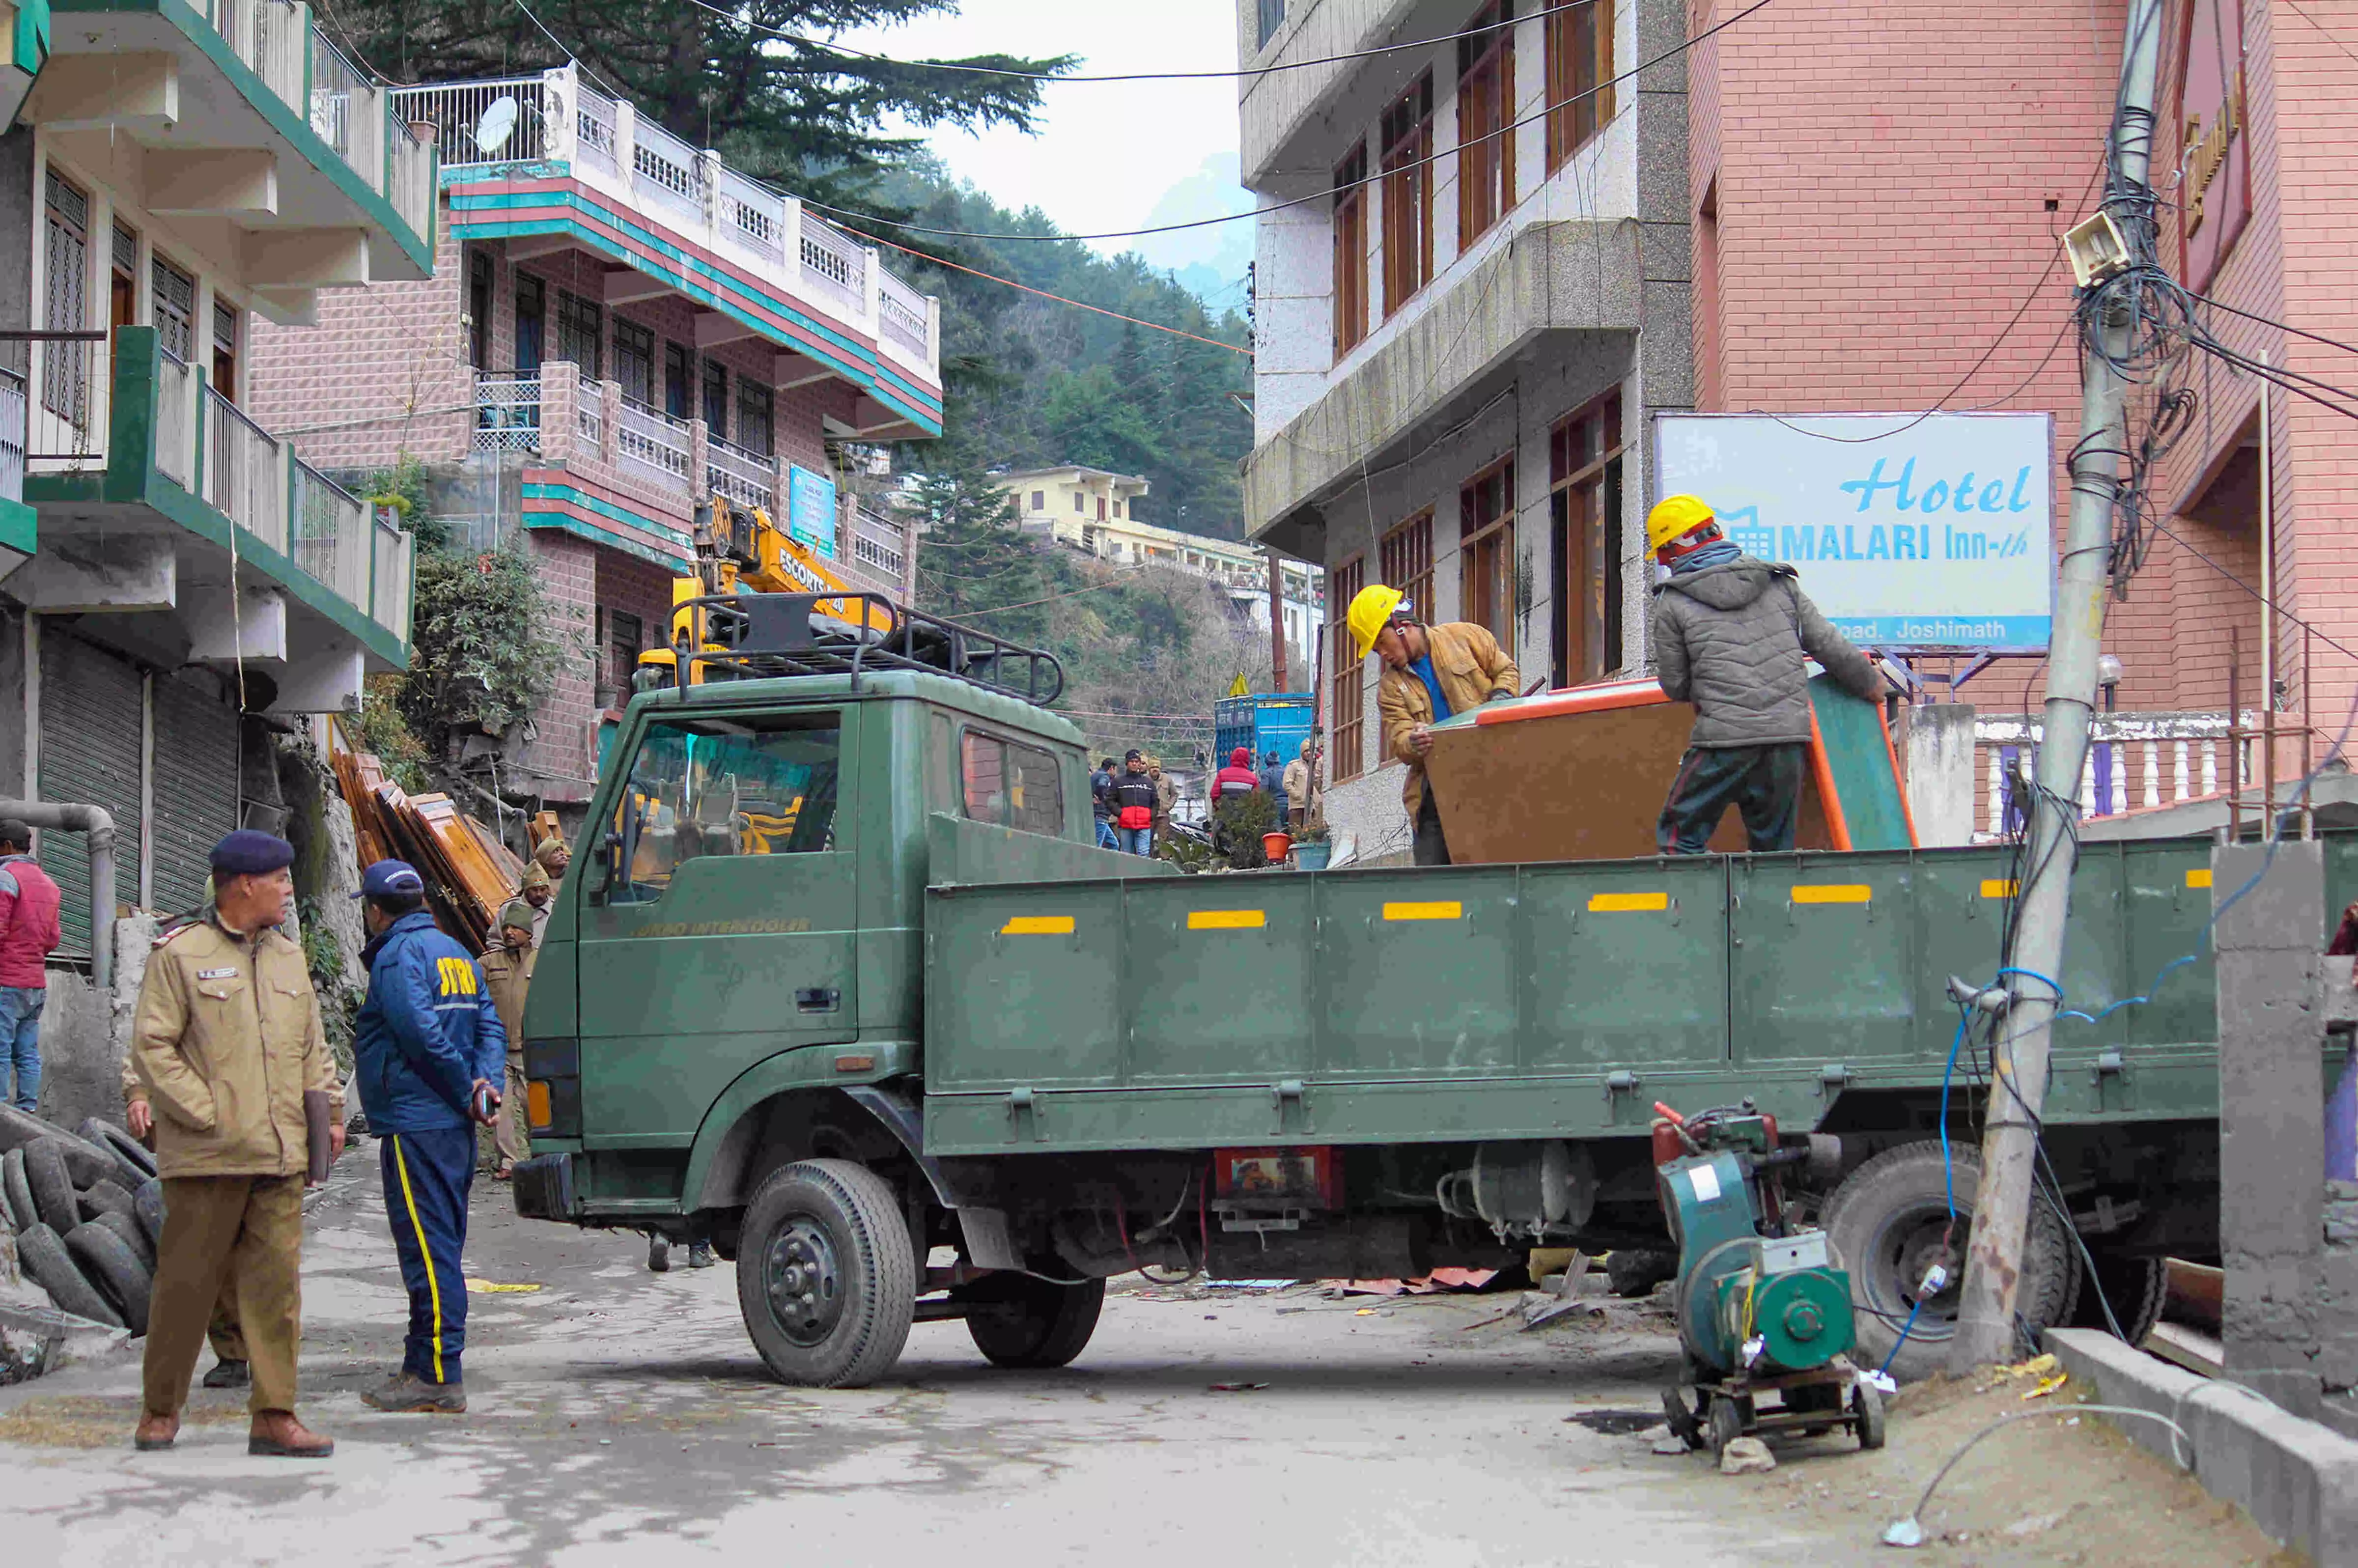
[1214,693,1317,768]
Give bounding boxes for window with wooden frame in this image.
[211,300,239,402]
[514,273,545,373]
[1458,459,1516,651]
[554,288,601,379]
[467,251,493,369]
[1545,0,1614,171]
[1332,141,1370,359]
[150,254,195,363]
[702,359,728,438]
[1458,2,1516,247]
[737,381,774,456]
[1379,73,1434,317]
[612,317,655,406]
[1379,510,1435,623]
[664,341,693,420]
[1330,555,1366,781]
[1549,389,1625,687]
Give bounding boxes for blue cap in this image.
[209,830,294,876]
[355,859,427,899]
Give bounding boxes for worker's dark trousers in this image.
[1657,743,1807,855]
[380,1127,475,1385]
[1412,790,1452,866]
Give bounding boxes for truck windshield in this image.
[603,713,841,905]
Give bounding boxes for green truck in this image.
[509,596,2312,1386]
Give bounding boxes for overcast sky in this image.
[838,0,1255,301]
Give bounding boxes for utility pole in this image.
[1949,0,2167,1370]
[1267,548,1290,692]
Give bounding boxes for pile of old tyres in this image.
[0,1105,160,1334]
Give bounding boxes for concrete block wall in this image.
[513,529,601,800]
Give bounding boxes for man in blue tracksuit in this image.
[349,860,505,1413]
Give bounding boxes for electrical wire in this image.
[1886,1403,2192,1546]
[795,0,1780,243]
[853,227,1251,354]
[688,0,1615,84]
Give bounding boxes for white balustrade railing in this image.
[373,508,415,644]
[309,31,385,194]
[27,333,104,465]
[631,116,706,226]
[476,376,541,452]
[879,272,930,358]
[799,212,866,305]
[213,0,306,112]
[388,124,435,239]
[575,84,619,177]
[1974,711,2243,835]
[0,368,23,503]
[717,168,786,267]
[204,386,287,553]
[614,397,689,491]
[155,349,192,486]
[850,504,907,583]
[705,435,774,510]
[578,380,606,446]
[292,459,371,603]
[389,76,552,171]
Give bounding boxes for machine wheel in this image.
[1706,1394,1746,1456]
[1660,1387,1704,1451]
[1823,1141,2080,1382]
[2068,1250,2167,1344]
[735,1159,915,1388]
[1852,1377,1887,1451]
[963,1274,1105,1369]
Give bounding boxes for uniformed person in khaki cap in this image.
[132,830,341,1457]
[482,899,537,1179]
[517,860,552,948]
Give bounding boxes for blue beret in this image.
[210,830,294,875]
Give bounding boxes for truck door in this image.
[576,708,859,1149]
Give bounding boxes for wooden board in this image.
[1423,678,1841,865]
[327,724,524,955]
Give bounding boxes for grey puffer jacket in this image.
[1651,557,1881,747]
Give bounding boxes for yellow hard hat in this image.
[1347,583,1406,662]
[1647,494,1718,556]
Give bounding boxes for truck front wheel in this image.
[963,1274,1105,1369]
[736,1159,916,1388]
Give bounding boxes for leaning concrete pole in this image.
[1948,0,2168,1371]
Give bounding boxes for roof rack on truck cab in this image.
[641,590,1066,707]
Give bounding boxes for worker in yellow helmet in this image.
[1647,495,1883,854]
[1345,583,1520,866]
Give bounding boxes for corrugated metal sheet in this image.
[151,670,237,921]
[36,628,143,958]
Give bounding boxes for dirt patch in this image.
[0,1391,250,1450]
[1710,1371,2302,1567]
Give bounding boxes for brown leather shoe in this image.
[133,1411,179,1451]
[248,1410,335,1458]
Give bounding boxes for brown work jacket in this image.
[130,916,337,1180]
[1376,621,1521,820]
[481,943,537,1056]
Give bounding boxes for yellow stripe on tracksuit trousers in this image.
[382,1128,475,1385]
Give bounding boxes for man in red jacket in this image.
[1211,747,1262,803]
[0,818,64,1112]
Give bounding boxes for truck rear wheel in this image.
[963,1274,1105,1369]
[1822,1141,2079,1382]
[736,1159,915,1388]
[2068,1249,2167,1344]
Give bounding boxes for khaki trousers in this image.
[142,1174,304,1416]
[493,1053,530,1166]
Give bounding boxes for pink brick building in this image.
[1688,0,2358,757]
[248,67,940,803]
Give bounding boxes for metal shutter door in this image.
[150,670,238,921]
[36,628,143,958]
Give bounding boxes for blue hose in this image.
[1880,1013,1969,1377]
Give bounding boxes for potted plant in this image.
[1292,816,1332,871]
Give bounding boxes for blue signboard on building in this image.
[786,465,837,560]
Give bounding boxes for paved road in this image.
[0,1160,2267,1567]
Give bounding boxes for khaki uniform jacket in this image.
[1376,622,1521,819]
[1282,757,1317,813]
[481,943,537,1056]
[130,918,338,1179]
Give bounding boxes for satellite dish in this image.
[474,96,520,156]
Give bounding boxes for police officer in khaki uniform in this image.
[517,862,553,948]
[482,899,537,1179]
[132,831,342,1458]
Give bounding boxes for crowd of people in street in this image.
[1091,735,1323,860]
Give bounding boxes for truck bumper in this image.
[512,1153,578,1222]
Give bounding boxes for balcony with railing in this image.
[42,0,436,276]
[389,64,941,430]
[13,327,412,664]
[705,434,774,512]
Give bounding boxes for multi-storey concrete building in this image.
[1240,0,1691,856]
[246,65,939,803]
[0,0,435,956]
